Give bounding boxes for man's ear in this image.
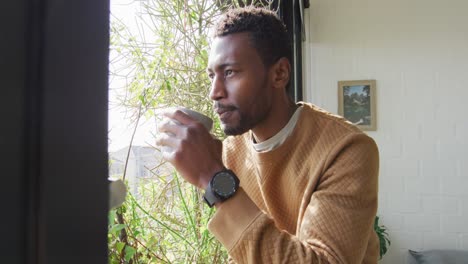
[271,57,291,90]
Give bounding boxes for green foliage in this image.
[110,0,229,139]
[108,173,227,263]
[374,216,391,260]
[109,0,231,261]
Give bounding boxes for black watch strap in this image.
[203,182,219,208]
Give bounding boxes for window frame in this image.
[1,1,110,263]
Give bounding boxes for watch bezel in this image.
[203,169,239,207]
[210,170,239,199]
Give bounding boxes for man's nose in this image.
[209,76,227,101]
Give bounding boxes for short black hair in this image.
[213,6,291,68]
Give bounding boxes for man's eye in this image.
[225,70,233,77]
[208,73,214,79]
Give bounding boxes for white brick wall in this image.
[462,234,468,251]
[422,196,459,215]
[304,0,468,262]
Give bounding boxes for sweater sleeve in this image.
[208,133,379,264]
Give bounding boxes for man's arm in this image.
[208,133,379,263]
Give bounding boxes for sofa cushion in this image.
[408,250,468,264]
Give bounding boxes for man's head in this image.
[212,6,290,69]
[207,7,292,136]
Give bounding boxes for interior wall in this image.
[303,0,468,263]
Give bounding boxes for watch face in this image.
[212,172,237,198]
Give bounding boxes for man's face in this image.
[207,32,273,136]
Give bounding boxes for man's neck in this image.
[252,100,298,143]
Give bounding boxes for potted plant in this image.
[374,216,391,260]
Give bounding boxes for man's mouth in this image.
[219,110,233,120]
[215,104,236,121]
[215,108,230,115]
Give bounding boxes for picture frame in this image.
[338,80,377,131]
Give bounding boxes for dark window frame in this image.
[1,1,109,263]
[280,0,309,102]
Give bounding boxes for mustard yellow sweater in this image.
[208,102,379,263]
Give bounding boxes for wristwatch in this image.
[203,169,240,207]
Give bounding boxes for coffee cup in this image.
[156,107,213,153]
[178,107,213,131]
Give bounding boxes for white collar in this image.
[252,106,303,152]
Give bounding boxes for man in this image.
[156,6,379,263]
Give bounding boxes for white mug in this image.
[178,107,213,131]
[158,107,213,153]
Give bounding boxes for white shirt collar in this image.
[252,106,303,152]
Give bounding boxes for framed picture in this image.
[338,80,377,131]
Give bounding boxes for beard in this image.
[219,105,269,136]
[216,74,271,136]
[222,112,251,136]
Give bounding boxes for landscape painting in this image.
[338,80,377,131]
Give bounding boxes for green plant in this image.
[108,172,227,263]
[374,215,391,260]
[108,0,229,261]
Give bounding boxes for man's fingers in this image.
[160,148,175,162]
[155,133,179,149]
[163,108,195,126]
[157,118,181,135]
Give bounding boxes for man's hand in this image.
[155,108,224,189]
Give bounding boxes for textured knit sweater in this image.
[208,102,379,264]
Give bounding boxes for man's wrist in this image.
[200,164,225,189]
